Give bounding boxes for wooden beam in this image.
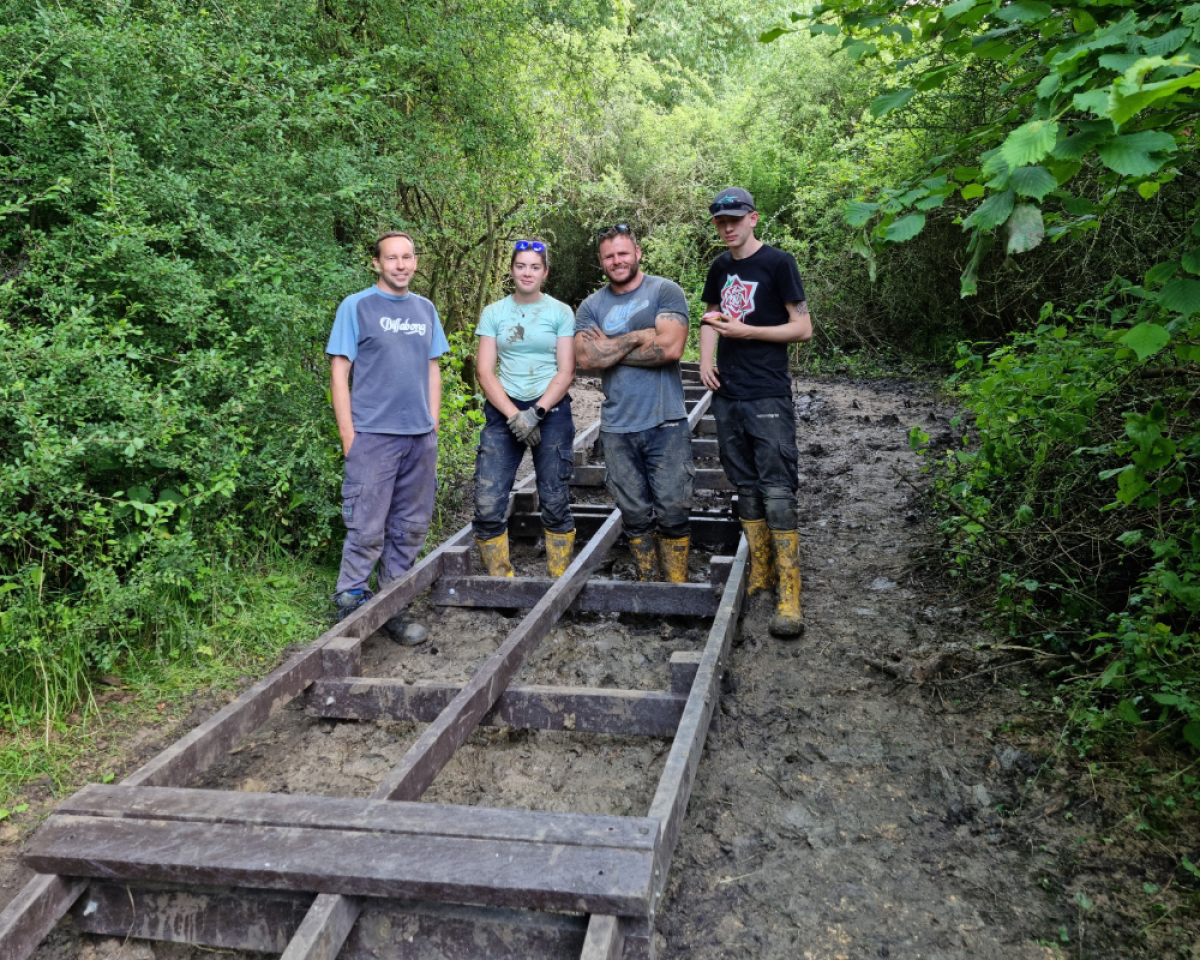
[308,679,687,737]
[669,652,703,696]
[47,785,659,851]
[0,874,89,960]
[570,466,731,491]
[647,537,748,910]
[25,815,654,917]
[71,882,591,960]
[686,390,712,430]
[580,914,624,960]
[433,577,720,616]
[696,415,716,436]
[690,438,719,458]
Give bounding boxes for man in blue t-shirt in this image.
[700,188,813,639]
[325,231,450,643]
[575,224,693,583]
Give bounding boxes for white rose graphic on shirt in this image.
[720,276,758,322]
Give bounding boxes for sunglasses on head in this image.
[514,240,546,253]
[709,196,753,216]
[596,223,632,241]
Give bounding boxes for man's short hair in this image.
[374,231,416,258]
[596,223,638,249]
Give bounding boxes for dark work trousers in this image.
[712,393,799,530]
[601,419,694,540]
[336,431,438,593]
[472,396,576,541]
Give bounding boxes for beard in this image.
[602,260,637,285]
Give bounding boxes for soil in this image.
[3,376,1197,959]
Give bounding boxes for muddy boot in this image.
[628,535,659,581]
[769,529,804,639]
[740,519,777,595]
[658,536,690,584]
[475,532,514,578]
[545,529,575,578]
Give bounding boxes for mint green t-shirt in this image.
[476,294,575,401]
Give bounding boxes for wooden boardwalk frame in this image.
[2,366,747,960]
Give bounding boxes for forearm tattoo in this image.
[788,301,810,321]
[577,327,648,370]
[621,311,687,367]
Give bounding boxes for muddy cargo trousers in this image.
[601,418,694,539]
[711,394,798,528]
[335,431,438,594]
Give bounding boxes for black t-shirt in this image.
[700,244,806,400]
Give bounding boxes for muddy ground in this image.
[3,376,1197,959]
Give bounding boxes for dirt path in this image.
[5,376,1170,959]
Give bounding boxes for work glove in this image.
[507,407,541,444]
[524,424,541,447]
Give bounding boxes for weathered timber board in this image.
[580,914,625,960]
[647,536,749,907]
[432,577,720,616]
[23,815,654,917]
[307,679,687,737]
[71,882,594,960]
[46,784,658,850]
[0,874,89,960]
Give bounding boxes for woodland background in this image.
[1,0,1197,804]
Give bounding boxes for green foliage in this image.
[0,0,596,726]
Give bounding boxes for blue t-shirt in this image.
[326,286,450,435]
[575,274,689,433]
[476,294,575,401]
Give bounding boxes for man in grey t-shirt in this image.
[575,224,693,583]
[325,231,450,643]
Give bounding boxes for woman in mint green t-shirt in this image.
[472,240,577,578]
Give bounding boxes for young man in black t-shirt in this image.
[699,187,813,638]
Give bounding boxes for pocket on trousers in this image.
[340,482,363,529]
[557,446,576,482]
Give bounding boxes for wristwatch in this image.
[534,406,547,421]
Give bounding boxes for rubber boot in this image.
[628,536,659,581]
[545,529,575,578]
[658,536,690,584]
[740,519,777,596]
[476,532,514,578]
[769,529,804,639]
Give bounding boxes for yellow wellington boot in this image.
[740,519,777,596]
[475,532,514,578]
[627,536,659,582]
[658,536,690,584]
[769,529,804,639]
[545,530,575,579]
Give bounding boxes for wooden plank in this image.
[372,508,623,803]
[49,785,658,851]
[280,893,361,960]
[647,536,748,910]
[71,882,590,960]
[709,555,734,590]
[24,815,654,917]
[696,415,716,437]
[442,544,473,576]
[308,679,687,737]
[690,437,719,458]
[320,635,361,679]
[686,391,712,431]
[669,652,703,696]
[570,466,731,492]
[0,873,89,960]
[580,914,624,960]
[433,577,720,617]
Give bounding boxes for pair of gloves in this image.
[507,407,542,446]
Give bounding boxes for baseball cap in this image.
[709,187,756,217]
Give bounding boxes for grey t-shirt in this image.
[574,274,689,433]
[326,287,451,435]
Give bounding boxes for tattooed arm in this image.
[701,301,813,343]
[621,311,688,366]
[574,324,655,371]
